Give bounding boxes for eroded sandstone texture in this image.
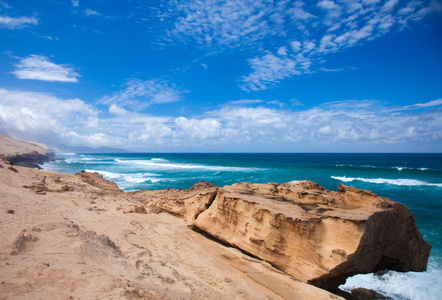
[131,180,431,291]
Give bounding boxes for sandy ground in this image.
[0,159,342,300]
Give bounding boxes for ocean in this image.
[42,153,442,299]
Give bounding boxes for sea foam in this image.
[331,176,442,187]
[114,158,262,172]
[340,260,442,300]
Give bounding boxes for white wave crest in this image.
[331,176,442,187]
[114,159,262,172]
[150,158,168,162]
[85,169,163,184]
[340,261,442,300]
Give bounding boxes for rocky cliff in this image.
[0,134,55,168]
[130,180,431,292]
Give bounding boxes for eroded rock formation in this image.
[0,134,55,168]
[131,180,431,291]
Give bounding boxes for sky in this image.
[0,0,441,152]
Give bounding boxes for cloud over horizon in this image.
[0,0,441,152]
[1,88,441,151]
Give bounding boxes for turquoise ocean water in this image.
[43,153,442,299]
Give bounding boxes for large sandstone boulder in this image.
[130,180,217,223]
[194,181,431,290]
[133,180,431,291]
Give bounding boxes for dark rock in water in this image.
[8,151,56,169]
[351,287,388,300]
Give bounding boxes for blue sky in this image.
[0,0,441,152]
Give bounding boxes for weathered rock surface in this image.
[1,163,343,300]
[76,170,124,194]
[130,180,217,223]
[131,180,431,291]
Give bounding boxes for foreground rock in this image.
[0,134,55,168]
[131,180,431,292]
[0,162,342,299]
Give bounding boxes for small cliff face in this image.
[0,134,55,168]
[131,180,431,291]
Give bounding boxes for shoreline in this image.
[0,134,56,168]
[0,136,432,299]
[0,156,345,299]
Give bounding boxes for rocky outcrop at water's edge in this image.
[0,136,431,299]
[0,134,55,168]
[130,180,431,293]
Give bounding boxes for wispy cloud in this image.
[12,55,79,82]
[228,99,264,105]
[0,1,11,9]
[239,0,441,91]
[71,0,79,7]
[0,15,38,29]
[164,0,283,48]
[100,79,186,111]
[241,53,300,91]
[387,98,442,111]
[84,9,101,17]
[151,0,439,91]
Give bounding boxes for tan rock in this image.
[191,181,431,290]
[130,180,217,223]
[1,160,342,299]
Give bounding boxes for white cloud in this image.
[72,0,79,7]
[175,117,222,139]
[0,15,38,29]
[288,7,315,21]
[0,89,99,146]
[109,104,128,116]
[319,34,337,52]
[12,55,79,82]
[382,0,399,12]
[100,79,186,110]
[277,46,288,56]
[163,0,439,91]
[240,54,300,91]
[387,98,442,111]
[290,41,302,52]
[317,0,341,11]
[167,0,282,47]
[1,87,441,151]
[84,9,100,16]
[228,99,264,105]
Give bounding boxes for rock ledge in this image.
[131,180,431,291]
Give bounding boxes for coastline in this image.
[0,134,55,168]
[0,136,433,299]
[0,137,344,300]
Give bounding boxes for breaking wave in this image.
[340,260,442,300]
[331,176,442,187]
[114,158,262,172]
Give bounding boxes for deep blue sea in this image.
[43,153,442,299]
